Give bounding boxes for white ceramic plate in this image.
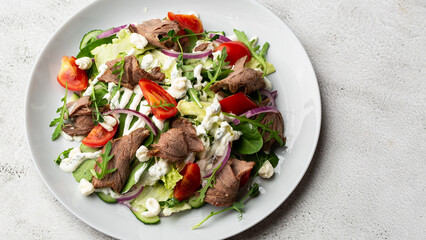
[25,0,321,239]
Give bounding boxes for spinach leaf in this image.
[232,122,263,155]
[244,151,279,174]
[184,29,198,52]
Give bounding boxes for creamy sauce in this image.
[75,57,92,70]
[83,64,108,97]
[60,148,101,173]
[141,198,161,217]
[95,187,121,199]
[258,160,274,178]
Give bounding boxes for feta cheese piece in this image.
[263,76,273,90]
[75,57,92,70]
[130,33,148,49]
[141,198,161,217]
[258,160,274,178]
[141,53,158,69]
[79,178,95,196]
[136,145,150,162]
[167,77,191,99]
[100,115,117,132]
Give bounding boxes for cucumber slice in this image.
[188,196,204,209]
[72,159,96,182]
[80,143,99,153]
[67,92,80,103]
[131,208,160,224]
[80,29,103,50]
[96,192,117,203]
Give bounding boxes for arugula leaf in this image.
[90,141,116,180]
[90,80,104,125]
[192,163,222,204]
[233,29,269,77]
[76,35,117,58]
[202,48,228,91]
[50,83,69,140]
[192,183,260,229]
[231,122,263,155]
[54,148,73,165]
[188,88,202,108]
[144,100,176,111]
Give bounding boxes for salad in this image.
[50,11,286,228]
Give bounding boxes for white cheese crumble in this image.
[141,198,161,217]
[130,33,148,49]
[79,178,95,196]
[258,160,274,178]
[75,57,92,70]
[167,77,192,99]
[136,145,150,162]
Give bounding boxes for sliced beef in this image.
[148,66,165,82]
[62,115,95,136]
[99,55,164,89]
[129,19,181,51]
[210,56,265,94]
[171,118,204,152]
[259,112,286,151]
[194,43,209,52]
[148,128,189,162]
[92,127,150,193]
[66,96,91,118]
[149,118,204,162]
[205,158,255,207]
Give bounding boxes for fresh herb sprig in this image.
[192,183,260,229]
[188,88,202,108]
[54,148,73,165]
[90,81,105,125]
[49,82,69,140]
[191,163,222,205]
[202,48,228,91]
[224,112,284,146]
[91,141,116,180]
[144,100,176,111]
[112,52,127,90]
[233,29,270,77]
[159,197,182,208]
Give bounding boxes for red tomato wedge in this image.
[174,163,201,201]
[82,122,118,148]
[167,12,204,34]
[215,41,252,65]
[219,92,258,115]
[57,56,88,91]
[239,171,251,188]
[138,79,178,120]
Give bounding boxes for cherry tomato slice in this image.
[219,92,258,115]
[57,56,88,91]
[138,79,178,120]
[174,163,201,201]
[82,122,118,148]
[215,41,252,65]
[239,170,251,188]
[167,12,204,34]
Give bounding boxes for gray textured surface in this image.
[1,0,425,239]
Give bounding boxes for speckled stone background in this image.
[1,0,425,239]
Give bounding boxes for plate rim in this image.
[25,0,322,238]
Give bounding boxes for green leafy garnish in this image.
[144,100,176,111]
[50,82,69,141]
[90,141,116,180]
[112,52,127,90]
[192,163,222,204]
[192,183,260,229]
[244,151,279,185]
[202,48,228,91]
[224,112,284,146]
[54,148,73,165]
[159,197,183,208]
[76,35,117,59]
[90,81,105,125]
[233,29,269,77]
[231,122,263,154]
[188,88,202,108]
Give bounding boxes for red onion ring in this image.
[208,33,232,43]
[161,49,212,59]
[117,185,144,202]
[233,106,279,125]
[104,108,158,135]
[202,143,231,179]
[97,24,127,39]
[260,89,277,107]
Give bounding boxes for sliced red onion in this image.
[161,49,212,59]
[97,24,127,39]
[233,106,279,125]
[260,89,277,107]
[119,200,136,211]
[208,33,232,43]
[117,185,144,202]
[203,143,231,179]
[105,108,158,135]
